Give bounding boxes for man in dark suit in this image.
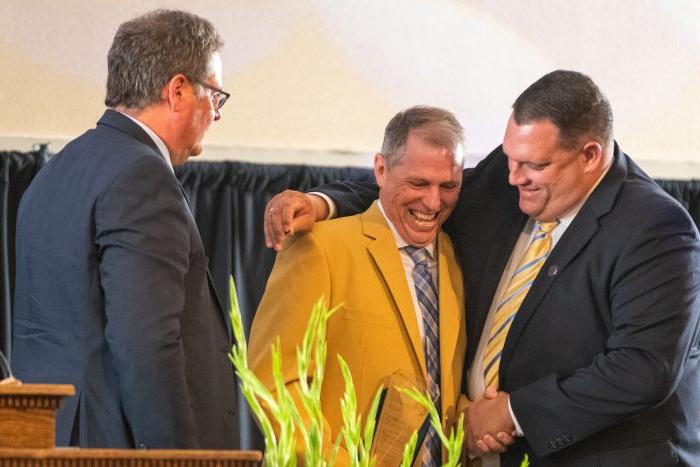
[12,10,237,449]
[263,71,700,466]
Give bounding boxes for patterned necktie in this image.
[483,221,559,389]
[403,246,441,466]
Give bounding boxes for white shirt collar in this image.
[117,111,174,173]
[377,200,435,259]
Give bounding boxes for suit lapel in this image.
[362,203,428,382]
[468,205,527,364]
[179,184,230,340]
[501,145,628,370]
[436,231,462,408]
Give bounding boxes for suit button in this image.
[548,265,559,277]
[228,410,235,416]
[549,440,558,449]
[136,443,147,450]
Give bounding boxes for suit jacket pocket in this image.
[600,439,678,466]
[340,305,398,329]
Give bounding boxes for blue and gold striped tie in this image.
[483,221,559,389]
[404,246,442,466]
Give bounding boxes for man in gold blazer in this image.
[249,106,467,465]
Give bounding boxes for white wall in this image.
[1,1,699,176]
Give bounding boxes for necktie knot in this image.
[537,221,559,234]
[403,245,430,267]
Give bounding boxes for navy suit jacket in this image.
[12,110,237,449]
[323,144,700,466]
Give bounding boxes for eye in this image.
[526,162,548,171]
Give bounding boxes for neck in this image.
[115,104,175,156]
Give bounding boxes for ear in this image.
[374,153,387,188]
[162,74,188,111]
[581,141,603,173]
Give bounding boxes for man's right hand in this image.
[264,190,329,251]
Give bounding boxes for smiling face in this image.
[503,115,603,221]
[375,131,463,247]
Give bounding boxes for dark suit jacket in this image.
[323,144,700,466]
[12,110,237,449]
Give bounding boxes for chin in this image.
[406,232,438,247]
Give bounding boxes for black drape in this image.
[175,161,374,331]
[2,150,700,449]
[655,180,700,229]
[0,147,50,360]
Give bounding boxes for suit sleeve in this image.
[510,202,700,456]
[94,155,198,448]
[311,181,379,217]
[248,231,350,464]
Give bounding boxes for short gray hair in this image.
[381,106,464,168]
[105,9,224,109]
[512,70,613,149]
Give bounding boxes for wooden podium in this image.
[0,382,75,449]
[0,382,263,466]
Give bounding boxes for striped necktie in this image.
[483,221,559,389]
[403,246,441,465]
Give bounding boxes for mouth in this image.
[519,186,540,197]
[409,209,438,226]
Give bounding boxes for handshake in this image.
[457,387,517,458]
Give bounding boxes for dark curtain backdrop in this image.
[2,149,700,450]
[0,147,50,362]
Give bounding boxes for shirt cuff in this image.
[508,397,525,436]
[308,192,336,220]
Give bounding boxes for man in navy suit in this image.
[263,71,700,466]
[12,9,237,449]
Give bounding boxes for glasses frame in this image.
[197,81,230,111]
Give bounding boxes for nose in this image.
[508,160,526,186]
[423,186,441,211]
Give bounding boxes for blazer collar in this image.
[97,109,162,156]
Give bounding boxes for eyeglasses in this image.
[197,81,230,111]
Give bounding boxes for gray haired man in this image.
[12,9,236,449]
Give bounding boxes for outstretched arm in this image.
[263,181,379,250]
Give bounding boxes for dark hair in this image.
[105,9,224,109]
[512,70,613,149]
[381,106,464,167]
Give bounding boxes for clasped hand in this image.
[464,387,516,456]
